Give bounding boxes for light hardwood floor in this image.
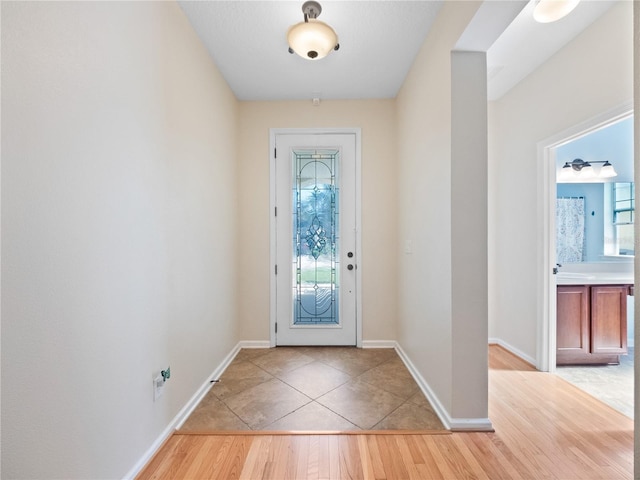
[136,345,633,479]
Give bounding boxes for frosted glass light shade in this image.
[287,20,338,60]
[533,0,580,23]
[579,165,595,180]
[599,162,617,178]
[558,164,575,181]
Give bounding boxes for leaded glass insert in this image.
[292,150,340,325]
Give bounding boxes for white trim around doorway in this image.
[269,128,363,348]
[536,100,634,372]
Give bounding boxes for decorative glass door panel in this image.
[292,150,340,326]
[274,132,357,346]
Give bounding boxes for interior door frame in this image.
[269,128,363,348]
[537,101,633,372]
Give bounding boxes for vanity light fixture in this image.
[533,0,580,23]
[558,158,618,181]
[287,1,339,60]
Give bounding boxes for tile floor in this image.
[555,346,634,418]
[180,347,446,432]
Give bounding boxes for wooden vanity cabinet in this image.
[557,284,629,365]
[590,286,628,355]
[556,285,590,361]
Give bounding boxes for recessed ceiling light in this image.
[533,0,580,23]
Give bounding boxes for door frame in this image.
[269,128,363,348]
[537,101,633,372]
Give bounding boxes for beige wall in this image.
[395,1,481,419]
[1,2,239,478]
[237,100,397,343]
[489,1,633,362]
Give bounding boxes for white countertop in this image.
[556,262,634,285]
[556,272,634,285]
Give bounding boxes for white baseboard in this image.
[239,340,271,349]
[488,337,537,367]
[123,415,178,479]
[174,343,243,430]
[393,342,451,429]
[395,342,494,432]
[362,340,396,348]
[123,342,242,480]
[448,417,494,431]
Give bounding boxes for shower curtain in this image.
[556,197,585,263]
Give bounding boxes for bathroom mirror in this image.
[556,181,634,263]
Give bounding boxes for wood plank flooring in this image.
[136,345,633,479]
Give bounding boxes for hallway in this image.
[180,347,445,432]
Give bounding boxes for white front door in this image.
[272,131,358,346]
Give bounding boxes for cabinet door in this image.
[557,286,590,358]
[591,285,628,355]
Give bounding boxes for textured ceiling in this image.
[178,0,618,102]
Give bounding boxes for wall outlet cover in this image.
[153,374,165,401]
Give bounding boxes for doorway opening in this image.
[538,104,634,417]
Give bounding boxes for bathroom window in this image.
[612,182,634,255]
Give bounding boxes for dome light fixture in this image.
[287,1,339,60]
[558,158,618,182]
[533,0,580,23]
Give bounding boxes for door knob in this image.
[347,252,354,258]
[347,264,354,271]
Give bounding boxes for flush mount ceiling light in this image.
[558,158,617,181]
[287,1,339,60]
[533,0,580,23]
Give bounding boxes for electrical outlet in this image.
[153,374,165,401]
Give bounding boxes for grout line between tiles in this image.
[186,347,446,432]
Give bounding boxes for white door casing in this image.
[537,102,633,372]
[270,129,361,346]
